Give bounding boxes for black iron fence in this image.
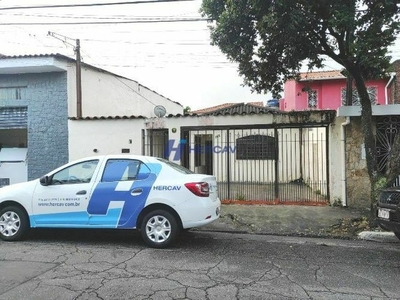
[180,125,329,203]
[143,125,329,203]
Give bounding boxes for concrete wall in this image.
[328,117,344,206]
[68,114,275,160]
[344,118,371,207]
[69,111,343,205]
[0,72,69,180]
[68,118,144,159]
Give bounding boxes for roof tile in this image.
[191,102,278,116]
[299,70,345,81]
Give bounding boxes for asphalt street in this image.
[0,229,399,300]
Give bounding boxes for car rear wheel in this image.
[394,232,400,241]
[0,206,29,241]
[140,209,180,248]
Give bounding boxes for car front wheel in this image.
[0,206,29,241]
[140,209,180,248]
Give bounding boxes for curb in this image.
[358,231,399,243]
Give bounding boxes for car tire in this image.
[0,206,29,241]
[394,232,400,241]
[140,209,180,248]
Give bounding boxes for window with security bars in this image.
[341,86,377,105]
[308,90,317,108]
[0,87,26,100]
[236,135,276,160]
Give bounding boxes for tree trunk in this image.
[351,72,379,209]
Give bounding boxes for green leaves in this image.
[201,0,400,204]
[201,0,400,94]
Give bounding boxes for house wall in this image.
[320,80,345,109]
[0,72,69,180]
[68,114,276,160]
[68,112,345,205]
[329,117,345,205]
[282,80,297,111]
[66,64,183,118]
[68,119,144,159]
[0,55,183,181]
[283,78,390,111]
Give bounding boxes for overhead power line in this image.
[0,17,209,26]
[0,0,194,11]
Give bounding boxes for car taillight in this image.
[185,182,209,197]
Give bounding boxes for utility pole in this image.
[75,39,82,118]
[48,31,82,118]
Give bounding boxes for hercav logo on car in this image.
[0,155,221,248]
[153,185,182,191]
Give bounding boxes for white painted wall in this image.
[0,148,27,185]
[0,55,183,119]
[66,63,183,118]
[69,114,275,160]
[68,113,343,204]
[329,117,347,205]
[68,119,144,160]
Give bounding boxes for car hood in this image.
[0,180,39,200]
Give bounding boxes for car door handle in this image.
[76,190,87,195]
[131,188,143,196]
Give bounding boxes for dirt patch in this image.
[320,216,379,238]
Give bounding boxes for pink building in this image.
[281,70,396,111]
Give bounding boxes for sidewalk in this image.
[196,204,400,243]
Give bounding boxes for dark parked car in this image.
[376,187,400,240]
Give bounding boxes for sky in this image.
[1,0,399,111]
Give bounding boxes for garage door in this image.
[0,107,27,129]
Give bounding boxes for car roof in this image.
[71,154,160,164]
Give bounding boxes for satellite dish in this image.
[154,105,166,117]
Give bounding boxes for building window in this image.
[0,87,26,100]
[307,90,317,108]
[236,135,276,160]
[341,86,377,105]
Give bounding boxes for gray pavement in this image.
[196,204,400,243]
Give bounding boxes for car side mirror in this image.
[40,176,50,186]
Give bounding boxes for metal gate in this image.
[376,115,400,186]
[181,125,329,204]
[142,129,169,159]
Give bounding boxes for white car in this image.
[0,155,221,248]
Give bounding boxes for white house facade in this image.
[68,107,344,206]
[0,54,183,182]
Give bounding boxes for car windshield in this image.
[157,158,194,174]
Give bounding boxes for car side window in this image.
[51,160,99,185]
[137,163,151,180]
[102,159,143,182]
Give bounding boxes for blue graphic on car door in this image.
[87,159,160,228]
